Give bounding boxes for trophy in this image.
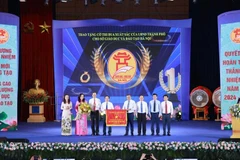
[159,68,181,105]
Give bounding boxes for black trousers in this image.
[125,113,134,134]
[162,114,171,134]
[137,113,146,135]
[103,114,112,134]
[90,110,99,134]
[151,112,160,134]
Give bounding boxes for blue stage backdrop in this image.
[53,19,191,121]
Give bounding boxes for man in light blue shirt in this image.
[149,93,161,136]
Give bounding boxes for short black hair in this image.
[163,94,168,98]
[105,95,110,98]
[153,93,158,96]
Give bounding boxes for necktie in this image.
[127,101,130,109]
[165,101,168,114]
[140,102,143,113]
[153,101,156,112]
[93,98,96,111]
[106,102,108,110]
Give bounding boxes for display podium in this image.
[27,102,46,123]
[231,115,240,138]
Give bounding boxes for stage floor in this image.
[0,121,232,143]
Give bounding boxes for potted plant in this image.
[23,91,49,104]
[229,104,240,138]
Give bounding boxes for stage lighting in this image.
[44,0,49,5]
[19,0,26,2]
[84,0,88,6]
[115,0,123,3]
[61,0,67,2]
[101,0,105,6]
[154,0,158,4]
[135,0,140,5]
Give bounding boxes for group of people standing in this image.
[61,92,174,136]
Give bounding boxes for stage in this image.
[0,120,232,143]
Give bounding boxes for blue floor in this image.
[0,120,232,143]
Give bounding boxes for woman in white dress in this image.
[61,94,72,136]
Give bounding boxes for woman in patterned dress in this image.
[61,94,72,136]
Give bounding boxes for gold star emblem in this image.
[39,21,51,33]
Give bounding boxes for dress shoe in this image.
[167,133,171,136]
[138,134,141,136]
[156,133,160,136]
[108,133,111,136]
[103,133,106,136]
[131,133,134,136]
[151,133,154,136]
[91,133,95,136]
[96,133,100,136]
[143,134,146,136]
[124,133,128,136]
[163,133,166,136]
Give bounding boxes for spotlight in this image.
[154,0,158,4]
[19,0,26,2]
[84,0,88,6]
[115,0,123,3]
[135,0,140,5]
[101,0,106,6]
[44,0,49,5]
[61,0,67,2]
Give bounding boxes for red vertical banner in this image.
[20,0,54,121]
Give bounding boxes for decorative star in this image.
[39,21,51,33]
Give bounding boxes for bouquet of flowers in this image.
[78,103,91,114]
[230,104,240,119]
[221,113,232,130]
[23,91,49,104]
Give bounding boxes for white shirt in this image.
[89,98,101,111]
[160,100,173,116]
[149,100,161,116]
[122,99,136,113]
[61,102,72,116]
[101,101,114,114]
[136,101,148,114]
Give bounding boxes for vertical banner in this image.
[0,24,18,131]
[220,22,240,130]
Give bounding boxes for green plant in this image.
[23,91,49,104]
[230,104,240,118]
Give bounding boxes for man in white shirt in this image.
[149,93,161,136]
[89,92,101,136]
[160,94,173,136]
[100,95,114,136]
[122,94,136,136]
[136,95,149,136]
